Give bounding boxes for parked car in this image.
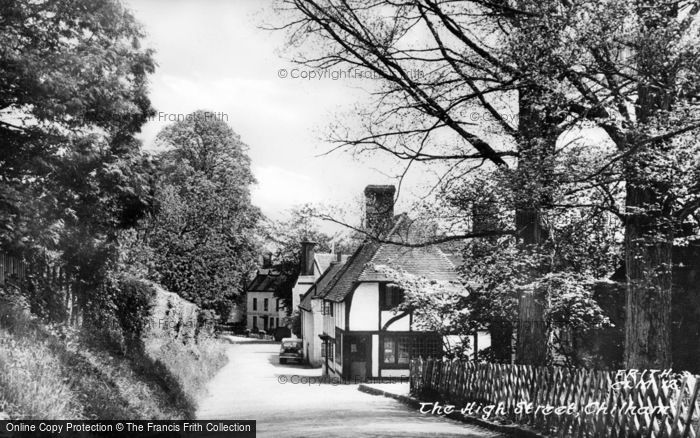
[279,338,303,364]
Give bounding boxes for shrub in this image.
[82,275,156,355]
[114,276,156,345]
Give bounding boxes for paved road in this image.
[196,336,505,438]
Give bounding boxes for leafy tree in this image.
[499,0,700,368]
[276,0,700,368]
[262,205,358,310]
[1,0,155,247]
[140,111,261,320]
[272,0,573,364]
[0,0,156,324]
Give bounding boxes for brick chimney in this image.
[261,252,273,269]
[300,241,316,276]
[364,185,396,236]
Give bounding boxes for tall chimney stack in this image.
[300,241,316,276]
[364,185,396,236]
[262,252,273,269]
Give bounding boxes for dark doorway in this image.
[346,335,370,382]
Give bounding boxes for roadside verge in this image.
[357,383,545,438]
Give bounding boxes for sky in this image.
[124,0,417,231]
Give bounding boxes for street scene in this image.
[197,337,503,437]
[2,0,700,437]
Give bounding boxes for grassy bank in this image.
[0,300,228,420]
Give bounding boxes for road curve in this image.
[196,336,505,438]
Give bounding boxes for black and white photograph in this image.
[1,0,700,437]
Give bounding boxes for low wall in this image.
[143,283,200,353]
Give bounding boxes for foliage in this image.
[275,0,700,367]
[136,111,261,320]
[262,205,359,309]
[373,265,471,357]
[1,0,156,248]
[113,276,156,346]
[0,0,156,332]
[0,281,228,420]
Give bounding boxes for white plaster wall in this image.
[380,311,410,331]
[444,331,492,359]
[323,304,334,336]
[292,276,314,310]
[335,302,345,329]
[372,334,379,377]
[349,283,379,331]
[246,291,285,330]
[477,330,492,351]
[305,299,322,366]
[302,309,319,365]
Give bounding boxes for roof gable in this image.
[299,260,346,311]
[247,270,289,292]
[320,216,461,302]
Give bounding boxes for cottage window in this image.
[253,298,258,311]
[322,340,334,361]
[398,341,410,364]
[323,301,334,316]
[382,334,442,366]
[383,338,396,364]
[252,316,257,328]
[380,284,405,310]
[264,298,269,311]
[382,337,409,364]
[410,333,443,359]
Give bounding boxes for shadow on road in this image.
[266,353,312,369]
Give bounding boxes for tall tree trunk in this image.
[514,207,548,365]
[514,91,556,366]
[624,182,672,369]
[623,0,676,368]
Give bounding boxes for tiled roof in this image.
[321,242,381,302]
[299,261,346,311]
[247,270,288,292]
[359,244,461,282]
[320,215,461,302]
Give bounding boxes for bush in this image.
[0,282,228,420]
[82,275,156,355]
[273,327,291,342]
[114,276,156,345]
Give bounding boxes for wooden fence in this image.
[0,252,26,284]
[410,358,700,438]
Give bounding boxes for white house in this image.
[293,241,349,366]
[299,258,346,366]
[311,185,489,380]
[245,262,289,332]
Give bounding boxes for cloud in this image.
[251,165,326,219]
